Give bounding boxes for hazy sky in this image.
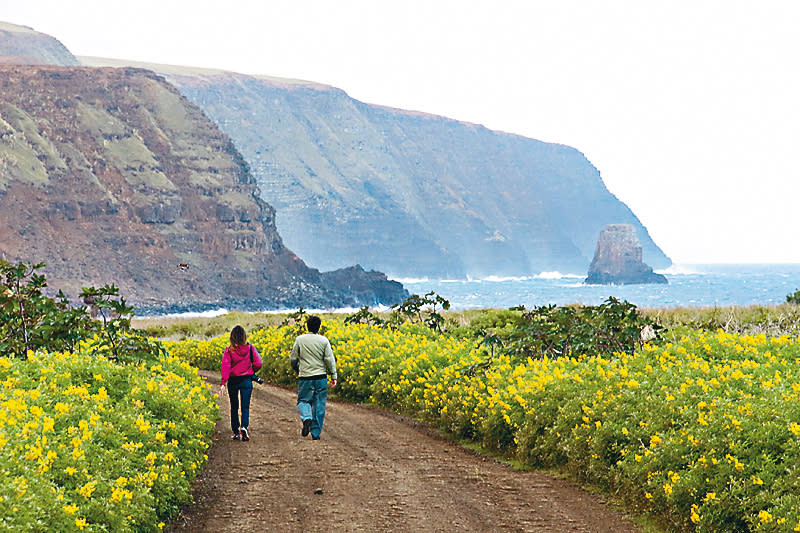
[3,0,799,264]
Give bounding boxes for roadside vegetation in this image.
[0,261,217,531]
[6,257,800,532]
[164,292,800,532]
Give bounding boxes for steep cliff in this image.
[81,58,671,279]
[0,65,406,310]
[585,224,667,285]
[0,22,79,66]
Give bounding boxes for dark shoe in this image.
[312,436,320,440]
[240,427,249,441]
[302,419,312,437]
[231,432,241,441]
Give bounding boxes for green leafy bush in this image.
[0,261,92,358]
[388,291,451,332]
[0,261,163,364]
[787,289,800,305]
[460,297,658,362]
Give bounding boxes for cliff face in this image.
[585,224,667,285]
[0,65,406,310]
[80,59,671,278]
[0,22,79,66]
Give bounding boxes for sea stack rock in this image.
[585,224,668,285]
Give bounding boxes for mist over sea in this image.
[395,264,800,310]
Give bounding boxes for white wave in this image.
[393,272,584,283]
[261,304,394,314]
[656,264,703,276]
[482,275,532,282]
[156,308,230,319]
[476,272,585,281]
[391,276,430,284]
[535,271,584,280]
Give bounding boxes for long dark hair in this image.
[230,325,247,347]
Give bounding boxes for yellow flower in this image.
[78,480,97,500]
[63,504,79,515]
[690,504,700,523]
[759,510,773,524]
[110,487,132,503]
[136,417,151,433]
[75,517,87,530]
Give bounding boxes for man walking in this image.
[290,315,337,440]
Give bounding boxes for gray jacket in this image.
[290,333,337,381]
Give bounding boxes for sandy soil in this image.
[167,372,639,532]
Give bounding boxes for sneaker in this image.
[240,427,249,441]
[231,431,241,440]
[302,419,312,437]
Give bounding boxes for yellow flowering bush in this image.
[171,323,800,531]
[0,347,217,531]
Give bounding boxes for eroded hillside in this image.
[89,60,671,278]
[0,65,405,310]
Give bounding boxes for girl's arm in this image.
[251,345,263,371]
[220,346,232,386]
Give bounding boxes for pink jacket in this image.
[220,343,263,385]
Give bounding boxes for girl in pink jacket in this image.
[219,325,262,441]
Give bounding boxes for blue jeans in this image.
[297,378,328,439]
[227,376,253,433]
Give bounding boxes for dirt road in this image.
[168,372,639,532]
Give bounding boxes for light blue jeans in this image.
[297,378,328,439]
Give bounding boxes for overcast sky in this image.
[3,0,799,264]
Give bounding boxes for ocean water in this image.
[396,264,800,310]
[140,264,800,318]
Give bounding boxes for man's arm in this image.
[324,339,337,387]
[290,339,300,374]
